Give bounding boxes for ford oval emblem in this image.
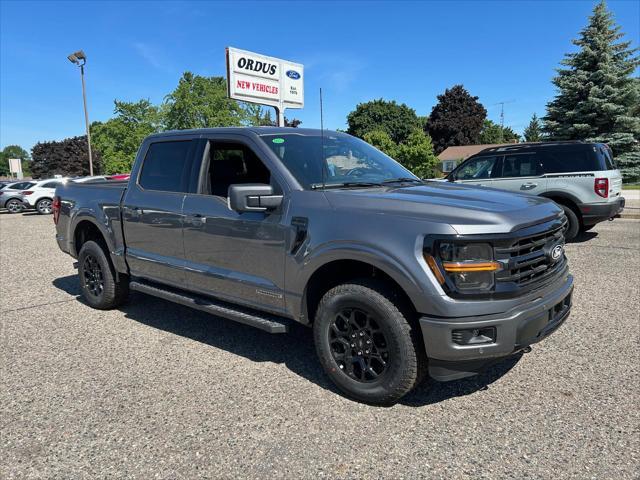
[551,244,564,262]
[286,70,300,80]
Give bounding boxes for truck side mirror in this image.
[228,184,283,212]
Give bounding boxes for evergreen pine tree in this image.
[543,1,640,181]
[524,114,543,142]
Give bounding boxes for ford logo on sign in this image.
[286,70,301,80]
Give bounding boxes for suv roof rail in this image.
[476,140,590,155]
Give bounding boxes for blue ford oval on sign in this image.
[286,70,301,80]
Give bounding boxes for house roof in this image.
[438,144,511,161]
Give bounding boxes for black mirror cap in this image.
[228,184,283,212]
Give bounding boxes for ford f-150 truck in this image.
[55,127,573,405]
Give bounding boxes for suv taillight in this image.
[594,178,609,198]
[53,196,61,224]
[22,190,33,195]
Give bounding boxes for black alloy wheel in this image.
[329,307,390,382]
[82,254,104,298]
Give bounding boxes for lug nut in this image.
[366,340,371,344]
[351,343,355,347]
[359,332,364,336]
[365,350,369,354]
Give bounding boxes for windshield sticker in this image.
[272,138,285,144]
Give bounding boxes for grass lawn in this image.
[623,184,640,190]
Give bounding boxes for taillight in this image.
[22,190,33,195]
[53,196,61,224]
[594,178,609,198]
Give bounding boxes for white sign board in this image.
[226,47,304,116]
[8,158,23,179]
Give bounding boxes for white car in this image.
[20,178,66,214]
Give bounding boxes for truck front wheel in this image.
[313,279,426,405]
[78,240,129,310]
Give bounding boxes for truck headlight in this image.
[425,242,500,292]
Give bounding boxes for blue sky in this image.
[1,0,638,151]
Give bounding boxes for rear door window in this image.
[597,145,617,170]
[539,146,599,173]
[500,154,542,177]
[41,181,61,189]
[139,140,194,192]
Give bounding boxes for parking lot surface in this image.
[1,212,639,479]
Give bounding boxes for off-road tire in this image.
[313,279,427,405]
[78,240,129,310]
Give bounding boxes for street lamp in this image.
[67,50,94,176]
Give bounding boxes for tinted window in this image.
[500,154,542,177]
[455,156,498,180]
[8,182,34,190]
[597,144,616,170]
[539,146,600,173]
[41,182,60,188]
[206,143,272,197]
[139,141,193,192]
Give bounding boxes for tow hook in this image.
[521,346,532,354]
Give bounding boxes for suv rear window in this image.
[539,145,605,173]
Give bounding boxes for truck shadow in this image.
[53,275,522,408]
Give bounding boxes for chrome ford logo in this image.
[286,70,300,80]
[551,244,564,262]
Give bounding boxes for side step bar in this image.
[129,280,289,334]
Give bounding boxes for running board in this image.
[129,280,289,334]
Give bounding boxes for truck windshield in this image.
[260,133,417,189]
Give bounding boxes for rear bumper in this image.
[420,273,573,381]
[579,197,625,225]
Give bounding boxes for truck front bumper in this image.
[419,273,573,381]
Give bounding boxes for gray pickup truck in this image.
[54,127,573,405]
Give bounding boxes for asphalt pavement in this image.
[1,211,639,479]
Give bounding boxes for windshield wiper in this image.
[310,181,383,190]
[381,177,424,185]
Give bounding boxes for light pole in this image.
[67,50,93,176]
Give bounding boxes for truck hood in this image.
[323,181,563,234]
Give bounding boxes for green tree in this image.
[0,145,31,177]
[479,120,521,144]
[395,130,439,179]
[91,99,164,174]
[523,113,544,142]
[347,99,420,144]
[363,129,438,178]
[362,130,399,158]
[426,85,487,154]
[31,136,101,178]
[543,0,640,181]
[164,72,250,129]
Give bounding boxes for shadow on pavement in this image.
[570,231,598,243]
[53,274,522,407]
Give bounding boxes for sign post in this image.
[226,47,304,126]
[8,158,23,179]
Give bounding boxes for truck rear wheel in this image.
[78,240,128,310]
[313,279,426,405]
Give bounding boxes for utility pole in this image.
[67,50,93,176]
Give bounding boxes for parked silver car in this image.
[0,181,36,213]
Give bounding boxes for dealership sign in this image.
[226,47,304,115]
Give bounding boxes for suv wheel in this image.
[5,199,23,214]
[560,205,580,240]
[78,240,129,309]
[36,198,53,215]
[313,279,426,405]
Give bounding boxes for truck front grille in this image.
[494,216,568,290]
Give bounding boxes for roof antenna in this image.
[320,87,326,190]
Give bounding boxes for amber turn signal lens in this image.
[442,261,500,272]
[424,254,446,285]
